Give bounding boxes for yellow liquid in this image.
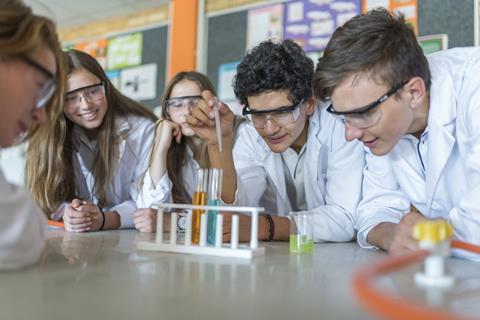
[191,192,206,244]
[289,234,314,253]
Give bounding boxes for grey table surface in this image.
[0,229,479,320]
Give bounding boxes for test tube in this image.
[207,168,223,245]
[213,98,223,152]
[192,168,207,244]
[215,214,224,248]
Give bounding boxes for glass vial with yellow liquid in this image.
[207,168,222,245]
[191,168,207,244]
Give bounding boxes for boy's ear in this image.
[406,77,427,110]
[305,96,317,116]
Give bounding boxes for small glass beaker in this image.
[289,212,313,253]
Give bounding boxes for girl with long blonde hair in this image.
[0,0,64,269]
[26,49,157,232]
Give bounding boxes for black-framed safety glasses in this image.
[326,81,408,129]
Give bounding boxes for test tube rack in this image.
[136,203,266,259]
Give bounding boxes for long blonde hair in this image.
[26,49,157,215]
[0,0,66,139]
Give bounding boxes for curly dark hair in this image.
[233,39,314,105]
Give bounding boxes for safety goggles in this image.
[165,95,202,115]
[242,98,306,129]
[65,82,105,109]
[326,81,407,129]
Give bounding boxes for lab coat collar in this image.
[263,104,324,210]
[304,105,324,206]
[256,103,323,157]
[72,116,130,165]
[72,116,131,146]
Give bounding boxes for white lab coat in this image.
[356,48,480,259]
[0,169,45,270]
[137,145,198,207]
[72,115,155,228]
[234,105,365,242]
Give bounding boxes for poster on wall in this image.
[106,70,121,89]
[107,33,143,70]
[363,0,418,34]
[283,0,361,52]
[246,4,284,50]
[217,61,242,115]
[74,38,108,69]
[418,34,448,54]
[120,63,157,101]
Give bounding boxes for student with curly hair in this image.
[314,9,480,259]
[0,0,64,269]
[230,39,365,242]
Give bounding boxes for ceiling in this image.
[24,0,170,30]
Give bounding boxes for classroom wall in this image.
[206,11,248,91]
[59,0,477,109]
[205,0,477,91]
[140,26,169,108]
[418,0,475,47]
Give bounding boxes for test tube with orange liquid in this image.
[191,168,207,244]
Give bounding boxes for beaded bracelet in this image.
[263,213,274,241]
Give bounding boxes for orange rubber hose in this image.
[352,241,480,320]
[452,240,480,254]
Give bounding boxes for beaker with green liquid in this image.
[289,211,313,253]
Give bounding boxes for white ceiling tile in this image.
[24,0,169,29]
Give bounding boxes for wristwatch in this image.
[177,212,187,233]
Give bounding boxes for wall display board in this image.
[218,61,242,115]
[284,0,361,52]
[107,33,143,70]
[120,63,158,101]
[363,0,418,33]
[106,70,121,89]
[418,34,448,54]
[246,4,284,50]
[74,38,108,69]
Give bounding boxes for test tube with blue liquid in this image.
[206,168,222,245]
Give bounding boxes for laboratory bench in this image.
[0,229,479,320]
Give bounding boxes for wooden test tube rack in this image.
[136,203,266,259]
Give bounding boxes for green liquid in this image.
[289,234,314,253]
